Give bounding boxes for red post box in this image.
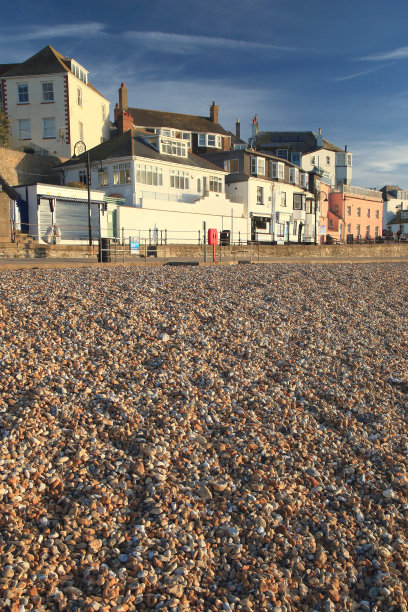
[208,228,218,246]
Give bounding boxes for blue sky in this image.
[3,0,408,189]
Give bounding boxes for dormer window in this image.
[71,61,88,85]
[300,173,309,189]
[271,162,284,179]
[289,168,299,184]
[198,134,222,148]
[160,137,188,157]
[250,157,265,175]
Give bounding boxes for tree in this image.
[0,110,10,148]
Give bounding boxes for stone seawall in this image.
[1,240,408,260]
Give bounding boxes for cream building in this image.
[0,45,110,158]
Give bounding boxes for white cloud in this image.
[352,141,408,189]
[360,46,408,61]
[333,63,394,82]
[123,30,295,54]
[0,23,106,43]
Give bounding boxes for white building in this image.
[202,149,315,244]
[380,185,408,231]
[62,129,247,243]
[251,127,352,189]
[0,45,110,158]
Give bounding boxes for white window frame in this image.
[135,163,163,186]
[18,83,29,104]
[256,186,264,205]
[300,173,308,189]
[209,175,223,193]
[41,82,54,103]
[18,119,31,139]
[289,168,299,184]
[170,169,189,190]
[77,87,82,106]
[160,138,187,158]
[43,117,55,139]
[281,192,287,207]
[250,157,265,175]
[113,163,131,185]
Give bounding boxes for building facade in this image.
[62,129,247,243]
[328,185,383,242]
[203,149,316,243]
[0,46,110,158]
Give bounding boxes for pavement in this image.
[1,254,408,269]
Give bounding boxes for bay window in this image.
[114,163,131,185]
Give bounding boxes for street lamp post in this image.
[74,140,92,247]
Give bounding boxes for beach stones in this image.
[0,262,407,610]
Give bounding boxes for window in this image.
[79,122,84,141]
[277,223,285,236]
[160,138,187,157]
[276,149,288,160]
[271,162,284,179]
[198,134,221,148]
[250,157,265,175]
[102,105,106,120]
[135,163,163,186]
[306,199,313,214]
[356,224,360,236]
[18,83,29,103]
[357,207,361,217]
[289,168,299,184]
[79,170,87,185]
[71,62,88,84]
[281,192,287,207]
[170,170,189,190]
[329,219,333,229]
[224,159,239,173]
[77,88,82,106]
[41,82,54,103]
[291,152,301,166]
[197,178,201,192]
[347,206,351,216]
[366,226,370,237]
[43,118,55,138]
[300,173,309,189]
[254,216,268,230]
[375,226,379,237]
[209,176,223,192]
[326,156,330,165]
[375,210,379,219]
[334,204,339,213]
[293,194,304,210]
[311,156,315,165]
[114,163,131,185]
[347,223,351,233]
[256,186,264,205]
[98,169,109,187]
[18,119,31,139]
[293,221,298,235]
[367,209,371,218]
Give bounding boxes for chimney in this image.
[235,118,240,139]
[345,145,348,152]
[119,82,128,111]
[210,101,219,123]
[114,103,120,123]
[251,115,258,140]
[118,111,133,135]
[316,127,323,147]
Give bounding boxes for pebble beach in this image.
[0,262,407,612]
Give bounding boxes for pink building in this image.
[326,185,383,243]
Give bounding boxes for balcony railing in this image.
[335,185,383,200]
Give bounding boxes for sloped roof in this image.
[128,107,230,136]
[2,45,70,77]
[379,185,402,199]
[0,64,18,77]
[255,131,344,153]
[62,129,227,172]
[1,45,108,100]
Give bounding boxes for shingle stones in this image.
[0,263,407,610]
